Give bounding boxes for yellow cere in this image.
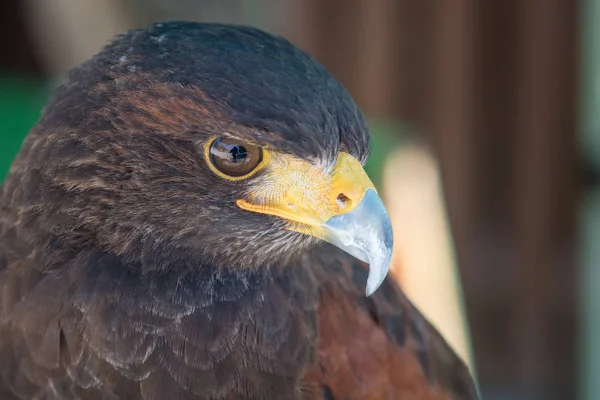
[236,151,376,237]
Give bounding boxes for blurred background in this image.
[0,1,594,399]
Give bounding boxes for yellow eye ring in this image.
[203,136,271,181]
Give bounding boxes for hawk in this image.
[0,22,477,400]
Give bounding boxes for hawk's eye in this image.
[208,137,263,178]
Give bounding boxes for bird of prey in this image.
[0,22,477,400]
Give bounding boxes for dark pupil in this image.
[229,145,247,163]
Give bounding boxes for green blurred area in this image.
[0,72,404,186]
[579,0,600,399]
[0,72,47,179]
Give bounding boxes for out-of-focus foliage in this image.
[0,73,46,179]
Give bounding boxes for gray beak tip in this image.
[323,189,394,296]
[365,283,377,297]
[364,235,393,296]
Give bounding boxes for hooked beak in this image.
[321,188,393,296]
[237,152,393,296]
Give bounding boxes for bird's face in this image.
[203,135,393,295]
[22,23,393,295]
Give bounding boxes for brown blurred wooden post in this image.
[514,0,578,396]
[428,0,478,288]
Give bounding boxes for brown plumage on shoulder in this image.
[0,21,478,399]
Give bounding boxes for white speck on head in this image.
[314,155,336,175]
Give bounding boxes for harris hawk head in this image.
[0,22,477,400]
[30,21,390,295]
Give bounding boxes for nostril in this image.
[336,193,352,209]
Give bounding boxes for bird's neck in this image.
[79,246,321,339]
[58,248,321,398]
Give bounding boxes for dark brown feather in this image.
[302,251,477,399]
[0,236,477,399]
